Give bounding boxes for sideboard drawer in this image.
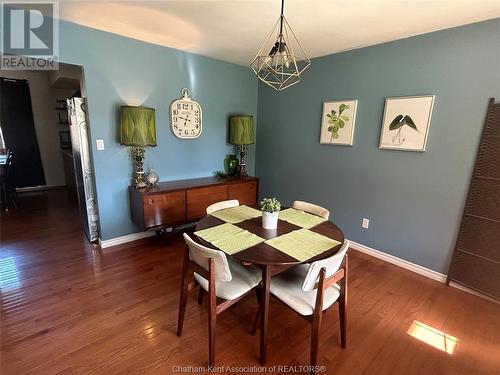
[143,191,186,228]
[228,181,258,206]
[187,185,227,221]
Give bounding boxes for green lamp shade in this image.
[120,106,157,147]
[229,116,254,145]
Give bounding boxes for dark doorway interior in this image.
[0,78,46,188]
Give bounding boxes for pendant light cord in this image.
[279,0,285,35]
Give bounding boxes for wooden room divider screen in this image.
[447,98,500,300]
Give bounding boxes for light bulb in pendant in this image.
[277,41,289,69]
[282,52,290,69]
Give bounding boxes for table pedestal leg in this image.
[260,265,271,365]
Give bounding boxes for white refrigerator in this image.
[67,97,99,242]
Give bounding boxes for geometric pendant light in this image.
[250,0,311,91]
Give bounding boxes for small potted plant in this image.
[260,197,281,229]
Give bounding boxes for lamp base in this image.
[132,145,148,189]
[238,145,248,179]
[135,171,148,189]
[237,163,248,179]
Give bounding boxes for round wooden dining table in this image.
[194,210,345,365]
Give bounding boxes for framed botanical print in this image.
[320,100,358,146]
[379,95,435,151]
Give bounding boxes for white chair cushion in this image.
[195,257,262,301]
[270,264,340,316]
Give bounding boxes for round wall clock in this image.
[170,88,203,139]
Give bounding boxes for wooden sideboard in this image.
[129,176,259,231]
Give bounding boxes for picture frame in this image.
[320,99,358,146]
[379,95,435,152]
[59,131,71,150]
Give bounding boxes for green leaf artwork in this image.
[389,114,418,145]
[326,104,350,142]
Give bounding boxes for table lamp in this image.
[229,116,254,178]
[120,105,157,188]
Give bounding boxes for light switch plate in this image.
[362,218,370,229]
[96,139,104,150]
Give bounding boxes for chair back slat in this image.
[183,233,232,282]
[292,201,330,220]
[206,200,239,215]
[302,240,349,291]
[320,268,345,290]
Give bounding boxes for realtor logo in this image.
[1,1,59,69]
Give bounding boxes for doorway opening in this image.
[0,61,99,243]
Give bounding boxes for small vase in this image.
[262,211,279,229]
[224,154,238,176]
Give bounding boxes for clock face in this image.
[170,98,202,139]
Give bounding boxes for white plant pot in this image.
[262,211,279,229]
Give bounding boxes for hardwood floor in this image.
[1,190,499,374]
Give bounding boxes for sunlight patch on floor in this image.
[0,257,21,291]
[407,320,458,355]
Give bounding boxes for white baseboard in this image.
[99,231,156,249]
[348,240,447,282]
[349,240,498,304]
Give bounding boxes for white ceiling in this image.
[53,0,500,65]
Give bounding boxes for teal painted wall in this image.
[55,21,257,240]
[256,19,500,273]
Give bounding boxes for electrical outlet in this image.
[96,139,105,150]
[362,218,370,229]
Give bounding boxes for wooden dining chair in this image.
[292,200,330,220]
[265,240,349,371]
[206,199,239,214]
[177,233,261,366]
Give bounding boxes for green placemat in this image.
[195,223,242,242]
[194,223,265,255]
[210,205,262,224]
[211,230,265,255]
[265,228,340,262]
[279,208,327,229]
